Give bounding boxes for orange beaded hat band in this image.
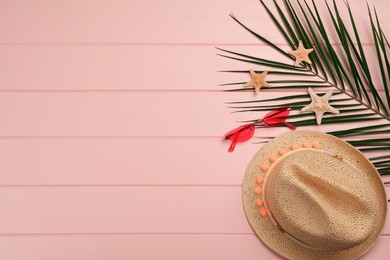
[242,131,387,260]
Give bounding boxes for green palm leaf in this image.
[218,0,390,175]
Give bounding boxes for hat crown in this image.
[265,150,376,251]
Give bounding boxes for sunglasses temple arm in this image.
[282,121,297,130]
[228,134,239,152]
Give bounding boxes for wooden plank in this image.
[0,0,268,44]
[0,138,388,185]
[0,138,259,185]
[0,1,387,259]
[0,45,385,91]
[0,91,387,137]
[0,234,282,260]
[0,186,388,234]
[0,186,250,234]
[0,45,288,91]
[0,0,387,44]
[0,234,388,260]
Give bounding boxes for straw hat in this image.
[242,131,387,260]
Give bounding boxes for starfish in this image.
[289,40,314,66]
[245,69,272,94]
[301,88,340,125]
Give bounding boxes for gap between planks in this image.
[0,42,376,46]
[0,184,387,187]
[0,89,386,93]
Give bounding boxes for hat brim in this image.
[242,131,387,260]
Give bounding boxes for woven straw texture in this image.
[242,131,387,260]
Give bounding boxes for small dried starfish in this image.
[301,88,340,125]
[289,40,314,66]
[245,69,272,94]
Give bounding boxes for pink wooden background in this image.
[0,0,389,259]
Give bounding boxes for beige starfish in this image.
[289,40,314,66]
[301,88,340,125]
[245,69,272,94]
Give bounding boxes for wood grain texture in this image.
[0,92,387,137]
[0,186,388,234]
[0,138,388,185]
[0,234,389,260]
[0,186,250,234]
[0,0,389,259]
[0,45,384,90]
[0,0,388,44]
[0,45,284,91]
[0,138,258,185]
[0,234,285,260]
